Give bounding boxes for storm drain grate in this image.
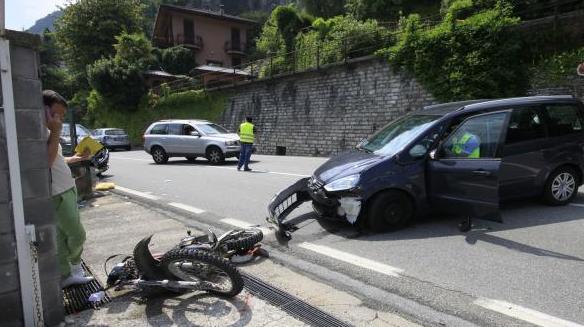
[63,260,111,315]
[242,272,353,327]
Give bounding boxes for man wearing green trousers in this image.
[44,90,93,288]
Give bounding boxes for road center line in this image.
[220,218,271,235]
[474,298,583,327]
[115,186,160,201]
[298,242,403,277]
[168,202,206,214]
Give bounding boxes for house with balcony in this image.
[152,4,257,69]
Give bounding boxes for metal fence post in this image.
[316,41,320,70]
[343,38,348,63]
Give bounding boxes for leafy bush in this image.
[380,0,527,101]
[530,47,584,88]
[296,15,392,70]
[161,46,197,75]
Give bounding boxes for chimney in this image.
[219,4,225,15]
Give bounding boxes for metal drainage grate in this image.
[63,260,111,315]
[242,272,353,327]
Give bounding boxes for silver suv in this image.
[144,120,241,164]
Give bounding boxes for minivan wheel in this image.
[543,167,579,206]
[152,146,169,164]
[206,146,225,165]
[367,190,414,232]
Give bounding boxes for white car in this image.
[92,128,131,151]
[143,120,241,165]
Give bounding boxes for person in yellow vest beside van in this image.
[237,116,256,171]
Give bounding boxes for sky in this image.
[6,0,67,31]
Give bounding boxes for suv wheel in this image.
[152,146,169,164]
[206,146,225,165]
[367,190,414,232]
[543,166,579,206]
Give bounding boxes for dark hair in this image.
[246,116,253,122]
[42,90,68,108]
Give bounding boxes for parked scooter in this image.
[106,228,263,297]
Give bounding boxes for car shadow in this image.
[280,197,584,262]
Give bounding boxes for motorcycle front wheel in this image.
[160,248,244,297]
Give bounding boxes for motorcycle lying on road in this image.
[91,146,109,176]
[105,228,263,297]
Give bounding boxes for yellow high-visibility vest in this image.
[239,122,255,144]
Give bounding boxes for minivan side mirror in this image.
[409,144,427,159]
[190,131,201,137]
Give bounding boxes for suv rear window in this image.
[150,124,168,135]
[105,129,125,135]
[545,104,583,137]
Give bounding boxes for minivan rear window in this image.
[544,104,583,137]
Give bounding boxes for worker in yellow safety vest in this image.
[451,131,480,158]
[237,116,256,171]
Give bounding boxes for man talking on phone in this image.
[44,90,93,288]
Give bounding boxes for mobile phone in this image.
[44,105,52,122]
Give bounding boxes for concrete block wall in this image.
[219,56,435,157]
[0,30,63,326]
[529,76,584,103]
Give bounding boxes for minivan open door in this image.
[428,111,510,222]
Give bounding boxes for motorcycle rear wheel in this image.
[160,248,244,297]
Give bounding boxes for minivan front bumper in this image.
[267,177,362,237]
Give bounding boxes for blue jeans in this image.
[238,143,253,169]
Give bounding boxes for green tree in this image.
[346,0,404,20]
[87,33,153,109]
[39,29,74,98]
[347,0,441,21]
[55,0,144,76]
[161,46,197,75]
[298,0,347,18]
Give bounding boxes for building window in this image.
[207,60,223,67]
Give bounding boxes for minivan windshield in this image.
[360,115,440,156]
[196,123,229,135]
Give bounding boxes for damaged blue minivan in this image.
[268,96,584,235]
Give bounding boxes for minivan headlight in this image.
[324,174,360,192]
[225,140,238,146]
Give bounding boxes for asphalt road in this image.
[104,150,584,327]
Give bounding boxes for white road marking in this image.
[115,186,160,201]
[113,155,310,177]
[220,218,272,235]
[474,298,584,327]
[298,242,403,277]
[207,166,309,177]
[112,156,151,162]
[568,203,584,208]
[169,202,206,214]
